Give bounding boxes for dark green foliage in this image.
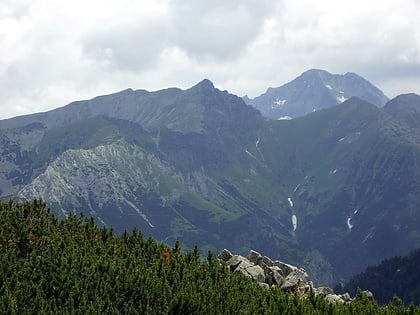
[1,200,419,314]
[342,249,420,305]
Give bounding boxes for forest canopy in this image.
[0,199,419,314]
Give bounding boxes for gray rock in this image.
[226,255,251,272]
[325,294,345,304]
[245,265,266,283]
[340,292,352,302]
[218,248,233,262]
[269,266,284,286]
[248,250,262,265]
[235,268,253,279]
[274,260,298,277]
[314,286,334,297]
[281,269,308,292]
[259,282,270,289]
[262,256,274,267]
[257,259,272,275]
[362,290,374,300]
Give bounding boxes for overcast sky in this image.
[1,0,419,119]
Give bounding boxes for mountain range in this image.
[243,69,389,119]
[1,72,419,286]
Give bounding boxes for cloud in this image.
[0,0,419,119]
[167,0,278,61]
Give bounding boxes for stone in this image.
[262,255,274,267]
[314,286,334,297]
[247,250,262,264]
[362,290,374,300]
[274,260,298,277]
[245,265,266,283]
[268,266,284,286]
[259,282,270,289]
[281,269,308,292]
[226,255,251,273]
[218,248,233,262]
[340,292,352,302]
[325,294,345,304]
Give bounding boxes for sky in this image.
[1,0,420,119]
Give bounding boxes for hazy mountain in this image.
[243,69,389,119]
[0,80,419,286]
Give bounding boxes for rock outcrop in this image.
[218,249,374,304]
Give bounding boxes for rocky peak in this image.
[189,79,215,92]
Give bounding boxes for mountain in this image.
[341,248,420,305]
[243,69,389,119]
[0,80,419,286]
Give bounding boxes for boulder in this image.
[245,265,266,283]
[268,266,284,286]
[247,250,262,265]
[259,282,270,289]
[226,255,252,273]
[274,260,298,277]
[281,268,308,292]
[227,255,266,283]
[262,256,274,267]
[218,248,233,262]
[362,290,374,300]
[325,294,345,304]
[340,292,352,302]
[314,286,334,297]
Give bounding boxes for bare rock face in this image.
[218,249,372,305]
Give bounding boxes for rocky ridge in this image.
[218,249,374,304]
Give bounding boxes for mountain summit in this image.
[244,69,389,120]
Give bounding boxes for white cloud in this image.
[0,0,419,119]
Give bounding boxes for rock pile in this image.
[218,248,373,304]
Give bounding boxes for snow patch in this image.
[124,198,155,228]
[292,215,297,231]
[287,197,294,208]
[362,227,376,243]
[272,99,286,109]
[337,132,361,144]
[245,149,258,160]
[278,116,292,120]
[346,217,353,231]
[336,95,347,103]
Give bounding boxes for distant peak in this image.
[191,79,215,90]
[302,69,331,75]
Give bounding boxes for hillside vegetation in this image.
[0,200,419,314]
[342,249,420,305]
